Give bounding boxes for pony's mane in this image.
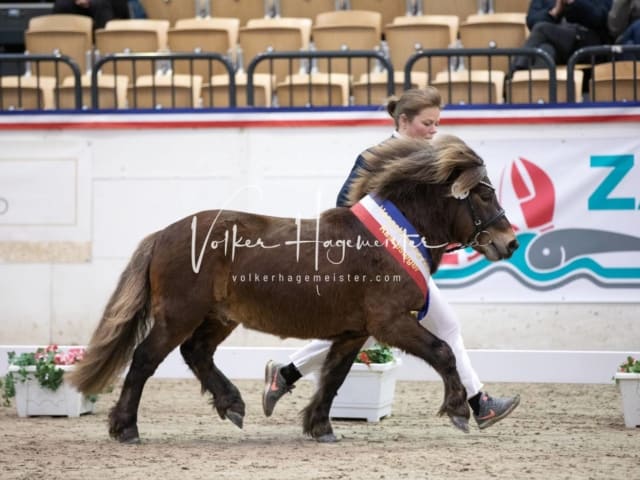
[346,134,488,206]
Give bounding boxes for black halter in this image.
[446,181,506,253]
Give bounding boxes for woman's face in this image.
[398,106,440,140]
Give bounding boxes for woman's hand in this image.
[549,0,565,18]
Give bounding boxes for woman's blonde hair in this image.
[386,87,442,128]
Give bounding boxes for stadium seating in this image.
[507,67,583,103]
[128,73,202,108]
[24,14,93,80]
[56,73,129,109]
[351,70,429,105]
[168,17,240,78]
[276,72,350,106]
[239,17,312,82]
[432,69,505,104]
[312,10,382,79]
[590,61,639,102]
[458,13,528,73]
[385,15,459,77]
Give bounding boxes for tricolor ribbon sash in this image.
[351,194,433,319]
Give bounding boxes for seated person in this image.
[608,0,640,46]
[512,0,613,72]
[53,0,130,29]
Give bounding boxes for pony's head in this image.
[347,134,518,264]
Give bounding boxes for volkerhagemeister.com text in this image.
[231,273,402,285]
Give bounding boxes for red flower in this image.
[358,352,371,366]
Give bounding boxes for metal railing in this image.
[566,45,640,103]
[245,49,394,107]
[2,47,639,110]
[0,53,82,110]
[93,52,236,109]
[405,47,557,104]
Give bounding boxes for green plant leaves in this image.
[355,343,395,364]
[619,356,640,373]
[3,347,72,405]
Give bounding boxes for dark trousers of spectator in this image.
[619,19,640,44]
[617,19,640,59]
[510,21,603,73]
[53,0,130,29]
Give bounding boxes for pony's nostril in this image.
[508,239,519,253]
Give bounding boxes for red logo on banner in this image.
[509,157,555,232]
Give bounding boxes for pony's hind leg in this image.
[109,325,181,443]
[371,313,470,432]
[180,314,246,428]
[109,305,207,443]
[302,335,368,443]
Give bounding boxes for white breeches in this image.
[289,277,483,399]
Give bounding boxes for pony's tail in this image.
[67,232,157,395]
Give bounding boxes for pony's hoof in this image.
[450,415,470,433]
[120,436,141,445]
[315,433,339,443]
[113,425,140,444]
[226,410,244,429]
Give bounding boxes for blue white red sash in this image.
[351,194,433,319]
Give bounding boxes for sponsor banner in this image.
[435,136,640,302]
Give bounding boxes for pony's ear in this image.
[450,182,469,199]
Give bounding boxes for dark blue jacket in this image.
[526,0,613,36]
[336,153,370,207]
[336,136,400,207]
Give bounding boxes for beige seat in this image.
[245,16,313,42]
[128,73,202,109]
[464,12,527,24]
[0,75,57,110]
[276,72,350,107]
[210,0,273,27]
[420,0,477,21]
[95,19,171,82]
[279,0,335,20]
[201,72,273,107]
[349,0,406,30]
[168,17,240,78]
[138,0,215,26]
[459,13,528,73]
[56,73,129,109]
[385,15,459,77]
[315,9,382,39]
[102,19,170,49]
[312,10,382,79]
[507,68,583,104]
[351,71,429,105]
[431,69,505,105]
[172,17,239,46]
[590,61,639,102]
[494,0,530,13]
[24,14,93,80]
[239,17,312,83]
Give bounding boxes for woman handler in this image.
[263,87,520,430]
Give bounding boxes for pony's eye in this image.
[480,191,494,201]
[476,183,495,201]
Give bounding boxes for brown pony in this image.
[68,134,518,443]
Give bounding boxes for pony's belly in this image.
[222,281,366,340]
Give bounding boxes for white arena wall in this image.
[0,106,639,384]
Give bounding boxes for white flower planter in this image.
[614,372,640,428]
[9,365,96,418]
[329,358,402,422]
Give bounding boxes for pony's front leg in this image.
[302,335,368,442]
[371,313,470,433]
